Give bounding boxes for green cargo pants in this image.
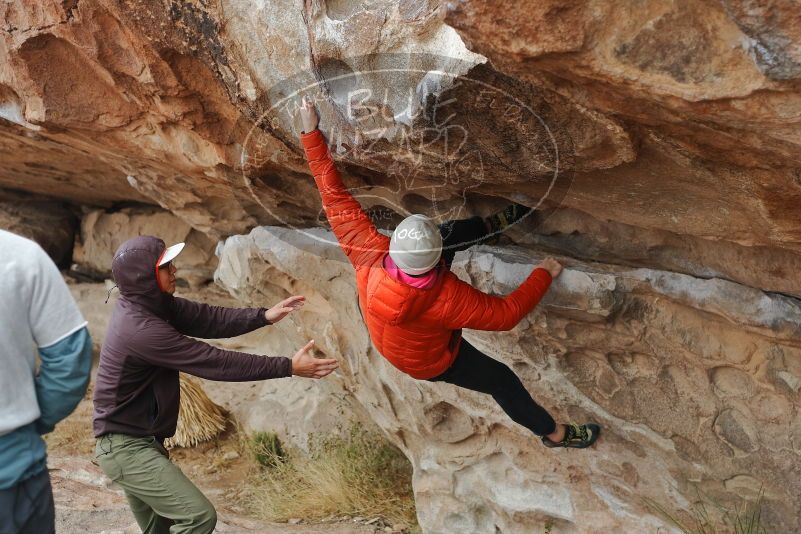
[95,434,216,534]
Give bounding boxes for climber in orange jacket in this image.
[298,97,599,448]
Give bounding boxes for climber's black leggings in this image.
[429,216,558,437]
[430,340,557,436]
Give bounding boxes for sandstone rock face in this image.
[216,226,801,533]
[445,0,801,252]
[1,2,798,263]
[3,1,798,274]
[2,0,801,532]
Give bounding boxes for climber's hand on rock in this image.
[265,295,305,323]
[299,95,319,133]
[291,340,339,378]
[537,257,563,279]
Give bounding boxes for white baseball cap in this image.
[389,214,442,275]
[158,242,185,267]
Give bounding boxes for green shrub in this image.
[250,431,286,469]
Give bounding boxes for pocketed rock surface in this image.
[214,226,801,533]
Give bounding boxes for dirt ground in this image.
[46,392,400,534]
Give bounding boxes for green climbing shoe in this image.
[486,203,533,235]
[541,423,601,449]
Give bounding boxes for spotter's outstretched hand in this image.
[291,340,339,379]
[265,295,305,324]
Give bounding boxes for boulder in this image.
[215,226,801,533]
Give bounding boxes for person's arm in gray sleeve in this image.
[170,297,270,339]
[35,327,93,434]
[134,321,291,380]
[131,322,338,381]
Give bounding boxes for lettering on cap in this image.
[395,228,428,241]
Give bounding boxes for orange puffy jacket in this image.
[302,129,553,379]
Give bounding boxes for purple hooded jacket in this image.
[92,236,292,439]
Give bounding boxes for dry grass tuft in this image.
[165,375,228,449]
[242,425,418,530]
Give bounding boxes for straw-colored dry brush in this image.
[241,425,418,532]
[165,375,228,449]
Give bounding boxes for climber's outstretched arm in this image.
[443,257,562,331]
[299,97,389,269]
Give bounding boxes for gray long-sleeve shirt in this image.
[92,236,291,440]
